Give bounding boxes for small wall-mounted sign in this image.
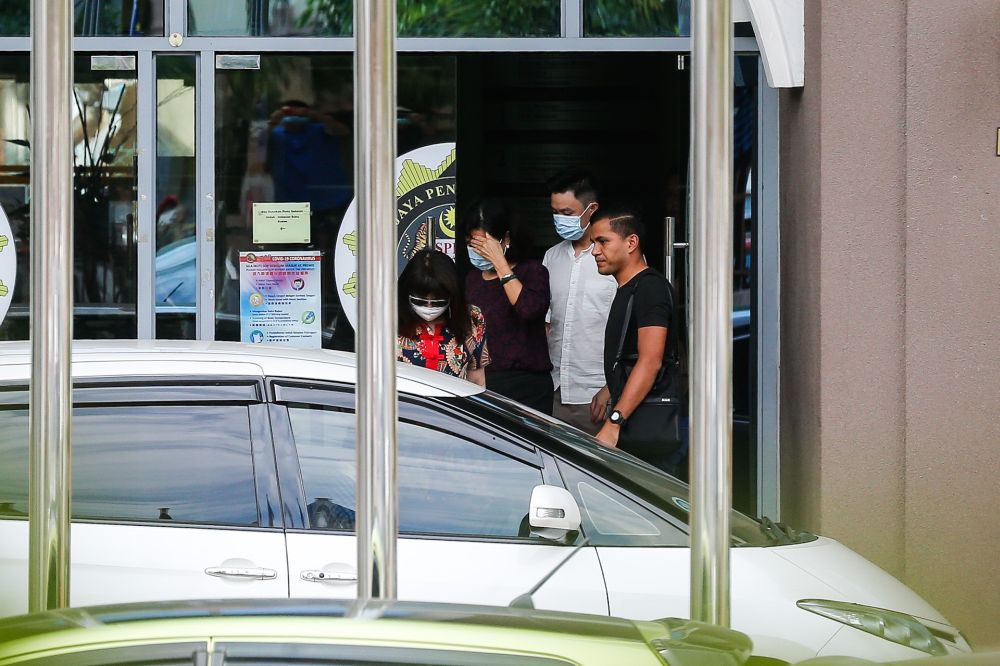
[216,54,261,70]
[91,55,136,71]
[252,202,311,244]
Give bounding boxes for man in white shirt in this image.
[543,170,618,434]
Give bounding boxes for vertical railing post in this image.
[28,0,74,613]
[690,0,733,626]
[354,0,398,603]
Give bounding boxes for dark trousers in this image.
[486,369,554,415]
[619,439,686,478]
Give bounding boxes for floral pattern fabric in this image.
[397,305,490,379]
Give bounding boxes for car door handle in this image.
[205,566,277,580]
[300,569,358,583]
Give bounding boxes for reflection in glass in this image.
[0,56,31,341]
[0,405,258,526]
[585,0,690,37]
[214,54,455,349]
[188,0,558,37]
[0,410,29,517]
[290,407,542,537]
[0,55,139,341]
[189,0,335,36]
[559,463,687,547]
[71,405,258,525]
[75,0,165,36]
[0,3,29,37]
[398,421,540,536]
[73,55,139,337]
[155,56,197,339]
[577,481,661,537]
[0,0,164,36]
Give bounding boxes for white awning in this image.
[735,0,804,88]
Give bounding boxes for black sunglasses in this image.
[409,295,449,308]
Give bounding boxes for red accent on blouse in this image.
[417,325,445,370]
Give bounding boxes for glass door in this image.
[73,54,139,338]
[0,53,143,340]
[153,54,198,339]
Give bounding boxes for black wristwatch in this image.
[609,409,626,426]
[499,272,518,285]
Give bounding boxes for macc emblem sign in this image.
[0,202,15,328]
[334,142,456,329]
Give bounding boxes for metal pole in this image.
[28,0,74,612]
[354,0,398,602]
[690,0,733,626]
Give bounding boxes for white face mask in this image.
[409,295,449,322]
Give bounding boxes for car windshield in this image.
[458,391,815,547]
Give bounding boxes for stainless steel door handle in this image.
[300,569,358,583]
[205,566,277,580]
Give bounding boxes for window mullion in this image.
[562,0,583,38]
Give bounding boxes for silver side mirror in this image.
[528,485,581,541]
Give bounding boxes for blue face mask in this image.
[552,203,595,241]
[467,246,493,272]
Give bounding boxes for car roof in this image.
[0,340,482,399]
[0,598,655,644]
[0,600,753,666]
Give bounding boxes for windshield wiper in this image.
[759,516,813,545]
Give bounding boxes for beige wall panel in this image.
[778,0,823,531]
[813,1,907,575]
[780,0,907,573]
[903,0,1000,648]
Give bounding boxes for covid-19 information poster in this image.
[239,251,322,348]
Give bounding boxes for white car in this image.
[0,341,970,664]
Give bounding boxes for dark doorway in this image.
[457,52,689,271]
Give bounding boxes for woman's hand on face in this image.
[468,232,507,269]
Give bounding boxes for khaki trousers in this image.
[552,388,602,436]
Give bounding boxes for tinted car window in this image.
[559,462,686,547]
[288,406,542,537]
[0,409,28,517]
[454,391,806,546]
[0,405,258,526]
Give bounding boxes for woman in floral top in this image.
[397,249,489,385]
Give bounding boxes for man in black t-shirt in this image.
[589,208,681,470]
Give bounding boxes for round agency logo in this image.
[334,142,456,329]
[0,202,14,327]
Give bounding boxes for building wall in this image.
[780,0,1000,648]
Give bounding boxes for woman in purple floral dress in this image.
[397,249,489,385]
